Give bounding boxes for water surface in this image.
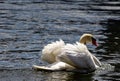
[0,0,120,81]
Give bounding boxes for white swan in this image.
[33,34,101,73]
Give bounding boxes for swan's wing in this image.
[41,40,65,63]
[58,42,97,71]
[92,54,101,67]
[58,52,96,71]
[33,62,74,71]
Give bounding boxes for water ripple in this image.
[0,0,120,81]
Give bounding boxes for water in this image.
[0,0,120,81]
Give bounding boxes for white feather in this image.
[58,42,98,71]
[41,39,65,63]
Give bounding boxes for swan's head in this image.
[79,34,98,46]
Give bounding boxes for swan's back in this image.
[41,40,65,63]
[63,42,88,53]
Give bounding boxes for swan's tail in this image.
[41,40,65,63]
[33,62,74,71]
[33,65,53,71]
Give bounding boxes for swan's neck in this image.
[79,36,92,45]
[80,39,86,44]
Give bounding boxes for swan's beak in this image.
[92,38,98,46]
[92,40,98,46]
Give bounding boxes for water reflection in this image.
[35,63,115,81]
[35,71,94,81]
[98,19,120,59]
[97,19,120,81]
[101,19,120,54]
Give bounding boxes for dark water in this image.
[0,0,120,81]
